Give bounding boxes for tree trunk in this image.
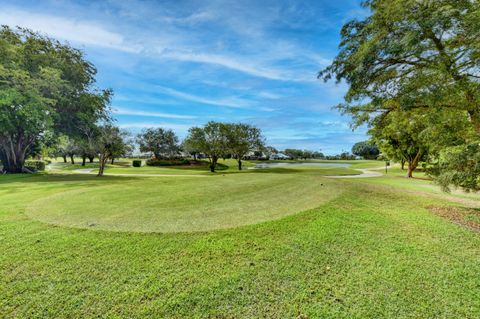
[97,154,107,177]
[82,155,86,166]
[401,159,405,170]
[406,151,423,178]
[111,158,114,165]
[88,156,94,163]
[0,142,27,173]
[63,155,67,163]
[238,159,242,170]
[193,153,197,161]
[210,156,217,172]
[70,155,75,164]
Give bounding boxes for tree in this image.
[284,149,303,160]
[263,146,278,160]
[312,151,325,159]
[431,143,480,192]
[319,0,480,188]
[370,110,430,178]
[225,123,264,170]
[320,0,480,129]
[352,141,379,160]
[0,26,110,173]
[137,128,179,159]
[184,122,228,172]
[95,125,129,177]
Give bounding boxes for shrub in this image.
[24,160,46,172]
[146,159,190,166]
[132,160,143,167]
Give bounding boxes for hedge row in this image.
[24,160,46,172]
[146,159,190,166]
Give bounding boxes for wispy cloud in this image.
[118,122,194,135]
[0,8,140,53]
[112,107,196,119]
[156,86,252,109]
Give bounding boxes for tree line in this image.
[320,0,480,190]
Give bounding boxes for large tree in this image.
[225,123,264,170]
[0,26,110,173]
[184,122,228,172]
[136,128,179,159]
[320,0,480,187]
[320,0,480,127]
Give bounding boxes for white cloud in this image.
[156,86,252,109]
[118,122,195,137]
[161,50,316,82]
[112,107,196,119]
[0,8,140,53]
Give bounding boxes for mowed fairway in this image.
[26,173,341,232]
[2,162,480,318]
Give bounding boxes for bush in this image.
[132,160,143,167]
[146,159,190,166]
[24,160,46,172]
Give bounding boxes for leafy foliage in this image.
[137,128,179,159]
[0,26,111,173]
[320,0,480,188]
[184,122,229,172]
[224,123,264,170]
[351,141,379,159]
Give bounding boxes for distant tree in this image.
[263,146,278,160]
[96,125,129,177]
[352,141,379,160]
[182,140,200,161]
[0,26,111,173]
[65,139,79,165]
[184,122,228,172]
[136,128,179,159]
[284,149,303,160]
[312,151,325,159]
[225,123,264,170]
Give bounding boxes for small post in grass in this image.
[385,160,390,174]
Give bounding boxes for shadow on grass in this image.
[0,173,142,185]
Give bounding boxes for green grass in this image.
[49,158,364,176]
[1,162,480,318]
[26,173,341,232]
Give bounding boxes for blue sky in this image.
[1,0,369,154]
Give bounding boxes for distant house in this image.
[270,153,290,160]
[245,151,267,160]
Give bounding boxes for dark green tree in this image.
[320,0,480,188]
[351,141,379,160]
[137,128,179,159]
[225,123,264,170]
[0,26,111,173]
[184,122,228,172]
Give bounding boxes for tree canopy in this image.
[320,0,480,189]
[184,122,228,172]
[351,141,379,160]
[136,128,179,159]
[225,123,264,170]
[0,26,111,173]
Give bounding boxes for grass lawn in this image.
[1,161,480,317]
